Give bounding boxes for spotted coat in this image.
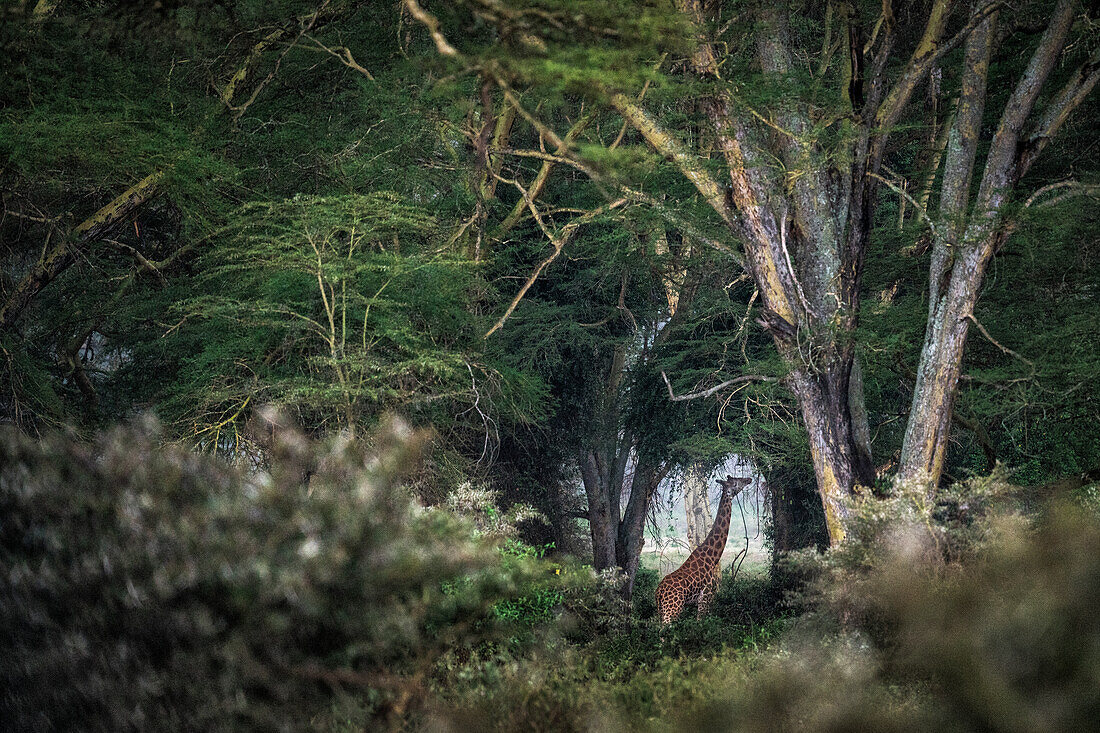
[655,475,751,624]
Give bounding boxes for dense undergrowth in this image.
[3,418,1099,732]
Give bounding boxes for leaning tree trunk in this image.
[898,250,987,489]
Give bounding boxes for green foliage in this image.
[440,477,1100,733]
[147,192,500,438]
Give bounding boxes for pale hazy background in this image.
[642,456,769,576]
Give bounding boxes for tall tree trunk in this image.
[616,457,670,599]
[578,449,620,571]
[683,463,712,550]
[899,0,1095,490]
[899,251,988,489]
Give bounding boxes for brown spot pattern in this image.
[656,475,751,624]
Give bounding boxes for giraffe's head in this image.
[718,474,752,498]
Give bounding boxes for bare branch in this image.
[1020,180,1100,211]
[660,370,777,402]
[484,188,628,339]
[303,33,375,80]
[229,3,330,122]
[964,312,1034,373]
[103,239,169,288]
[403,0,459,57]
[869,172,939,238]
[495,84,567,150]
[496,111,593,236]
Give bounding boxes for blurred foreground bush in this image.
[0,413,552,731]
[6,420,1098,733]
[687,476,1100,733]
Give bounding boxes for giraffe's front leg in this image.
[656,577,687,625]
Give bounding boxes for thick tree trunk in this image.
[787,363,872,545]
[578,450,618,571]
[579,446,668,598]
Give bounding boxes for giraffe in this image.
[656,474,752,624]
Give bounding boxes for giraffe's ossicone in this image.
[656,475,751,624]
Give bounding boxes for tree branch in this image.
[875,2,1001,133]
[484,190,627,339]
[660,370,777,402]
[495,111,593,237]
[302,33,375,81]
[0,171,164,333]
[403,0,459,57]
[607,93,737,230]
[1023,180,1100,208]
[964,312,1035,374]
[1019,48,1100,175]
[869,172,939,237]
[975,0,1075,212]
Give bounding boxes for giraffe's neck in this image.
[699,487,735,556]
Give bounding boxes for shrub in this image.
[0,412,549,731]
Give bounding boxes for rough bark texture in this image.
[579,449,619,571]
[899,0,1092,491]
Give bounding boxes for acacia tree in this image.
[898,0,1100,489]
[404,0,982,543]
[407,0,1098,545]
